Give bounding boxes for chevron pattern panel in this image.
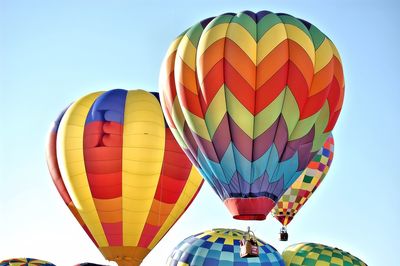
[160,11,344,220]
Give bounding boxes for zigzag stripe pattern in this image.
[272,134,334,226]
[159,11,344,218]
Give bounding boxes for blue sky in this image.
[1,0,399,265]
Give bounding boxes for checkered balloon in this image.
[166,228,284,265]
[0,258,55,266]
[282,243,367,266]
[272,134,334,226]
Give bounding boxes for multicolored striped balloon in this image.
[282,243,367,266]
[0,258,55,266]
[272,134,334,227]
[46,89,203,265]
[160,11,345,220]
[167,228,284,266]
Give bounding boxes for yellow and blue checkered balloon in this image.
[167,228,284,265]
[282,243,367,266]
[0,258,55,266]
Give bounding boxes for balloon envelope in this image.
[46,89,203,265]
[160,10,344,220]
[167,228,284,265]
[0,258,55,266]
[272,134,334,226]
[282,243,367,266]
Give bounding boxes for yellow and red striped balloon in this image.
[46,89,203,266]
[160,11,344,220]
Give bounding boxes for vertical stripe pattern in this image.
[46,106,98,247]
[48,89,203,265]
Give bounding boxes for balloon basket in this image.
[240,227,259,258]
[279,227,288,241]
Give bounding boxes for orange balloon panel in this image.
[46,89,203,265]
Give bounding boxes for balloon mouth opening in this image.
[99,246,150,266]
[233,214,266,220]
[276,215,294,226]
[224,197,275,221]
[113,257,142,266]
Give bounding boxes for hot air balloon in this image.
[272,134,334,240]
[282,243,367,266]
[167,228,284,266]
[0,258,55,266]
[160,11,344,220]
[46,89,203,266]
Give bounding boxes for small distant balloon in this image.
[272,134,334,233]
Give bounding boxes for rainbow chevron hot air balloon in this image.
[46,89,203,266]
[272,134,334,229]
[159,11,345,220]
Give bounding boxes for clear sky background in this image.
[1,0,399,265]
